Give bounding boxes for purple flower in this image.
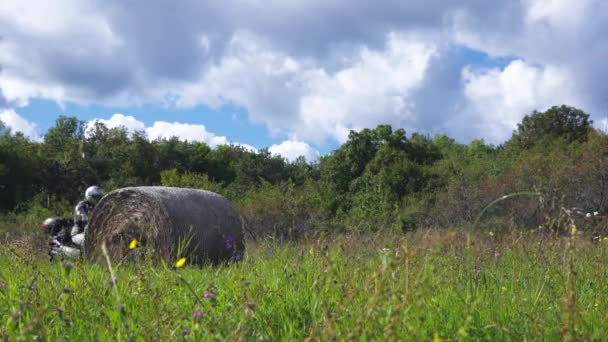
[224,235,234,250]
[182,328,192,336]
[0,282,6,290]
[63,287,73,294]
[494,251,501,258]
[232,250,244,262]
[204,290,218,299]
[193,308,203,320]
[267,248,273,257]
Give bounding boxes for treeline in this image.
[1,105,607,238]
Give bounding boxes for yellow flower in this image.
[570,224,577,236]
[308,247,315,257]
[175,257,187,268]
[433,334,443,342]
[129,239,138,250]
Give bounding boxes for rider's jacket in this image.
[48,218,74,245]
[71,200,95,237]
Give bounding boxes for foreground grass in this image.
[1,230,608,340]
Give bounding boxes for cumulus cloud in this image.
[90,113,146,132]
[178,31,437,143]
[269,140,320,162]
[452,0,607,115]
[145,121,229,146]
[88,113,251,148]
[0,109,40,141]
[1,0,606,144]
[455,60,583,142]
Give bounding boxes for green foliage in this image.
[160,169,223,194]
[235,180,324,240]
[511,105,592,149]
[1,231,607,340]
[1,104,606,236]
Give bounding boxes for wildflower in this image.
[585,213,592,219]
[12,311,22,321]
[129,239,138,250]
[0,281,5,290]
[108,276,118,286]
[182,328,192,336]
[494,251,501,258]
[570,224,577,236]
[434,334,443,342]
[488,231,494,237]
[62,287,73,294]
[267,248,273,257]
[309,247,315,256]
[224,235,234,250]
[193,308,203,320]
[176,257,187,268]
[594,211,600,217]
[204,290,218,299]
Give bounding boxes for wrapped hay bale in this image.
[84,186,244,265]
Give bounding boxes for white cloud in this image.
[235,143,258,153]
[88,114,248,148]
[1,1,605,144]
[595,117,608,133]
[90,113,146,132]
[525,0,592,30]
[0,0,122,107]
[178,31,436,143]
[458,60,583,142]
[146,121,229,147]
[269,140,320,162]
[0,109,40,141]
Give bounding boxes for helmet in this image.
[42,217,65,235]
[85,185,104,204]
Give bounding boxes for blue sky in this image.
[17,99,278,150]
[1,0,606,161]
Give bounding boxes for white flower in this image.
[586,213,592,219]
[594,211,599,217]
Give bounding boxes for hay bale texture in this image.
[84,187,244,265]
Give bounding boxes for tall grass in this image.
[1,230,608,340]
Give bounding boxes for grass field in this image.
[1,229,608,341]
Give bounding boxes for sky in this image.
[0,0,607,161]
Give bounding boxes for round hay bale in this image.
[84,186,244,265]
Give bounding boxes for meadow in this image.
[1,229,608,341]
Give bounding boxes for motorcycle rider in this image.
[47,185,104,258]
[44,217,79,259]
[70,185,104,247]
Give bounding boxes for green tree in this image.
[511,105,592,149]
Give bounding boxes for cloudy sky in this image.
[0,0,606,161]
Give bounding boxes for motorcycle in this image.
[42,217,81,260]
